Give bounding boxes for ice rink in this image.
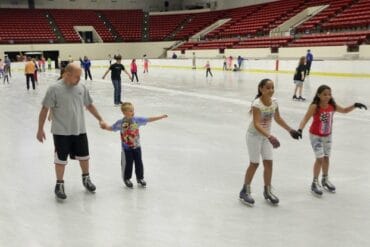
[1,64,370,246]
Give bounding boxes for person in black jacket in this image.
[292,56,307,101]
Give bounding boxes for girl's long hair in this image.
[249,78,271,113]
[311,84,336,111]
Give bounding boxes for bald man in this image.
[37,63,107,200]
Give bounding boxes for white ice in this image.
[0,65,370,247]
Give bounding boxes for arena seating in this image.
[295,0,353,33]
[289,31,370,47]
[1,0,370,48]
[173,11,226,40]
[176,37,293,50]
[0,9,56,44]
[48,9,114,43]
[149,14,191,41]
[206,0,301,39]
[101,10,143,41]
[321,0,370,30]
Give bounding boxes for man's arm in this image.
[86,104,107,129]
[36,106,49,143]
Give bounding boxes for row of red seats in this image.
[176,29,369,50]
[101,10,143,40]
[176,37,293,50]
[289,41,358,47]
[0,8,56,43]
[48,9,114,42]
[296,0,353,32]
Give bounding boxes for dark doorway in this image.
[29,0,35,9]
[79,31,93,43]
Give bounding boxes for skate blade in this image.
[323,187,336,193]
[310,190,323,197]
[55,196,67,201]
[264,198,279,206]
[239,198,254,207]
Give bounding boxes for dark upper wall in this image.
[0,0,277,11]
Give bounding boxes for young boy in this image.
[102,102,168,188]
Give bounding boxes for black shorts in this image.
[53,134,89,165]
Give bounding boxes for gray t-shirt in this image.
[42,80,93,135]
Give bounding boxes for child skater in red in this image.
[297,85,367,196]
[131,59,139,83]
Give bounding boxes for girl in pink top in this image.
[143,55,149,73]
[130,59,139,83]
[298,85,367,196]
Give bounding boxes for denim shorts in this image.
[309,133,332,158]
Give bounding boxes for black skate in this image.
[321,176,336,193]
[124,179,133,188]
[55,182,67,200]
[292,95,298,100]
[82,175,96,192]
[298,96,306,101]
[311,181,323,196]
[263,186,279,205]
[239,185,255,206]
[137,179,147,187]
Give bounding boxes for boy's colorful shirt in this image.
[112,117,148,150]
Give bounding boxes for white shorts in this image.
[309,133,332,158]
[246,132,273,163]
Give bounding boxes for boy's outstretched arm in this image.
[147,114,168,122]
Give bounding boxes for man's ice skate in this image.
[55,182,67,200]
[82,175,96,192]
[239,185,255,206]
[263,185,279,205]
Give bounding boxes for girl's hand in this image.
[268,135,280,149]
[354,103,367,110]
[289,129,302,139]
